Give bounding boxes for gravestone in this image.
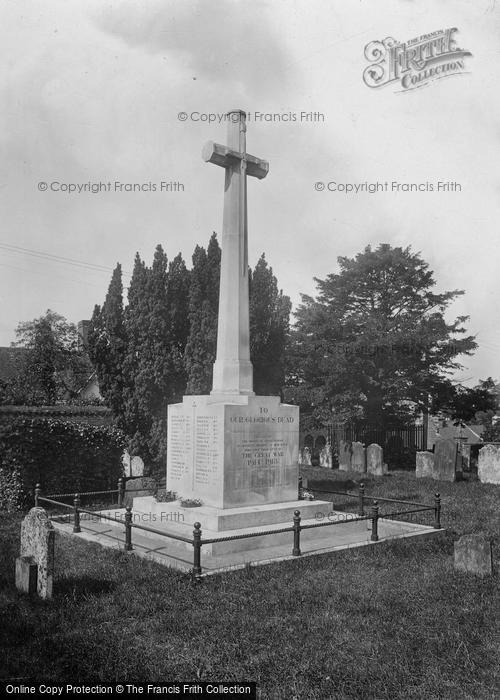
[125,477,156,507]
[302,446,312,467]
[366,443,387,475]
[319,443,333,468]
[416,451,435,478]
[338,440,352,471]
[351,441,366,473]
[433,439,459,481]
[478,444,500,485]
[131,455,145,477]
[325,442,333,469]
[15,507,55,599]
[454,534,493,577]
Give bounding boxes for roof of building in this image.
[435,423,485,445]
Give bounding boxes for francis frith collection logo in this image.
[363,28,472,91]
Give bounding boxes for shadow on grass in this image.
[54,575,116,601]
[308,477,358,492]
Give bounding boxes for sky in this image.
[1,0,499,386]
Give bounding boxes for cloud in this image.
[92,0,290,95]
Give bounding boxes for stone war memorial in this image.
[133,109,332,552]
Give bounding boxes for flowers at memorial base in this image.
[155,489,178,503]
[179,497,203,508]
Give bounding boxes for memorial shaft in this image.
[203,109,268,396]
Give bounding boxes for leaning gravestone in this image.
[454,534,493,577]
[338,441,352,471]
[366,444,388,475]
[15,507,55,599]
[351,441,366,473]
[478,444,500,485]
[433,439,459,481]
[416,451,435,478]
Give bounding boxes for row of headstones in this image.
[299,442,388,474]
[122,451,144,478]
[299,445,333,468]
[339,441,388,475]
[416,442,500,484]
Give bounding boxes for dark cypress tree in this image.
[166,253,191,401]
[184,233,221,394]
[249,254,292,396]
[122,253,151,457]
[121,247,191,467]
[88,264,127,417]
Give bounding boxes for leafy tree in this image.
[249,254,291,396]
[473,378,500,440]
[12,310,91,404]
[433,377,498,424]
[288,244,477,427]
[184,233,221,394]
[88,264,127,417]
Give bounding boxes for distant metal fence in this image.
[334,424,426,469]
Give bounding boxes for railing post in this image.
[35,483,41,507]
[370,500,379,542]
[292,510,301,556]
[434,493,441,529]
[358,482,365,516]
[73,493,81,533]
[193,522,202,578]
[117,477,125,507]
[124,505,133,551]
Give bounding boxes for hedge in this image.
[0,417,126,510]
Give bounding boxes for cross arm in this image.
[202,141,269,180]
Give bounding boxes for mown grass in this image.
[1,470,499,699]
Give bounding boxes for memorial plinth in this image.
[167,395,299,509]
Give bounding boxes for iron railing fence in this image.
[35,481,442,579]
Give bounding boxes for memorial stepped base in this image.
[51,504,443,575]
[127,497,335,555]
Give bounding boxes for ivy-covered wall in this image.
[0,416,125,510]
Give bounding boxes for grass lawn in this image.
[1,469,499,699]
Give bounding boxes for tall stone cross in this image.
[203,109,269,396]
